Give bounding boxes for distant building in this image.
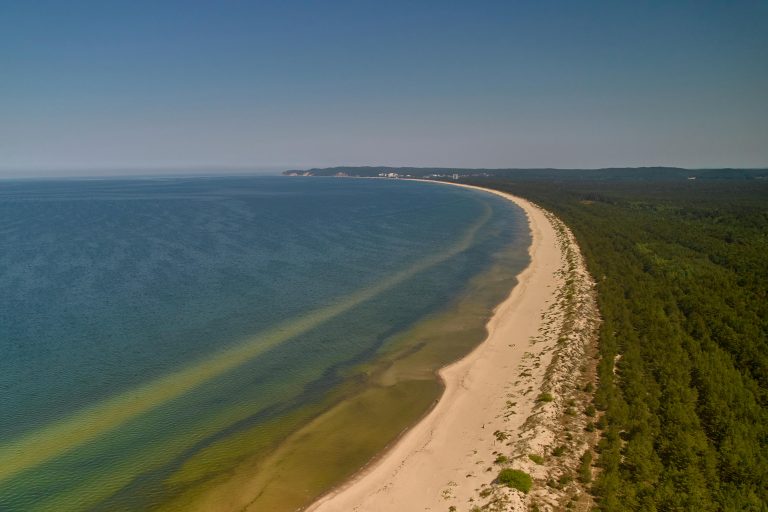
[452,173,459,180]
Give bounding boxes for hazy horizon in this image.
[4,163,768,180]
[2,1,767,176]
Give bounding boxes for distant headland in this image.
[283,166,768,181]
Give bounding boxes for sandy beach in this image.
[308,182,599,512]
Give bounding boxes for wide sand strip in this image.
[308,183,570,512]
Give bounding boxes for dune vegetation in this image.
[466,176,768,511]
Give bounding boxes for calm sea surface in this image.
[0,176,529,510]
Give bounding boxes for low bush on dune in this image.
[496,468,532,493]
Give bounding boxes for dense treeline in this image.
[464,178,768,511]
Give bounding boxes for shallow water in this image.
[0,176,529,511]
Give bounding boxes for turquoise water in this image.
[0,176,528,510]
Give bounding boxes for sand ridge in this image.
[307,182,600,512]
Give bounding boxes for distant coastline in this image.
[283,165,768,181]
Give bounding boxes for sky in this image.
[1,0,767,176]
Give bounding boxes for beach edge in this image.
[307,180,600,511]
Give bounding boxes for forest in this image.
[462,176,768,511]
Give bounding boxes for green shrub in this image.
[536,392,554,402]
[497,468,533,493]
[579,451,593,483]
[494,454,509,464]
[552,445,567,456]
[528,454,544,464]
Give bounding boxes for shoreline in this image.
[307,180,596,511]
[164,179,531,512]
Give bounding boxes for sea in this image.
[0,176,530,511]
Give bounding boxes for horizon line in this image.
[2,164,768,180]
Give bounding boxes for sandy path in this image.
[308,184,567,512]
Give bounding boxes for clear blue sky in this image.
[2,0,767,175]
